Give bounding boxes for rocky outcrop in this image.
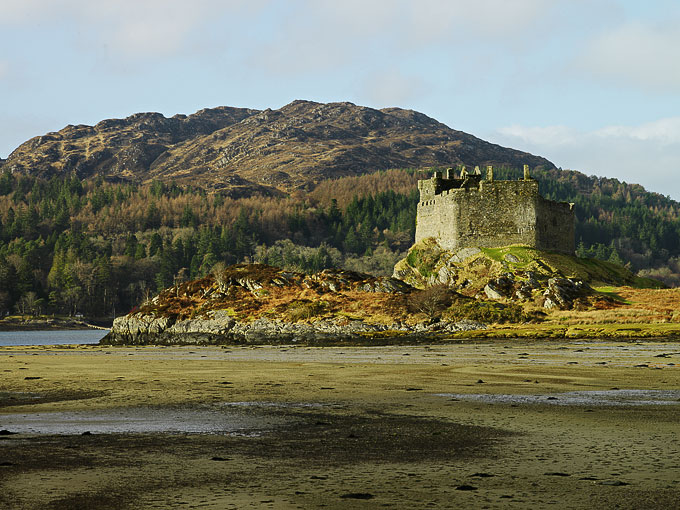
[483,275,516,300]
[104,313,485,345]
[542,278,592,310]
[393,239,631,311]
[101,263,486,345]
[302,269,411,294]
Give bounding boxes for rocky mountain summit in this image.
[3,100,554,196]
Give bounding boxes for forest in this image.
[0,166,679,319]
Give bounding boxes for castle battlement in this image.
[415,165,575,253]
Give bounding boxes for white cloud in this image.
[242,0,564,82]
[577,20,680,91]
[0,0,42,22]
[0,0,270,59]
[494,118,680,199]
[594,118,680,144]
[497,124,581,147]
[405,0,551,41]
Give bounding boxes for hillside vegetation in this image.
[0,164,678,320]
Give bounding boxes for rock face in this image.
[102,264,485,345]
[2,100,554,196]
[106,314,484,345]
[542,278,591,310]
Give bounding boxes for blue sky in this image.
[1,0,679,198]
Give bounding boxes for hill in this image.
[1,100,553,196]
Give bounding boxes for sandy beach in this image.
[1,340,679,509]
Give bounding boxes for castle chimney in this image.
[487,165,494,181]
[445,167,455,179]
[523,164,530,180]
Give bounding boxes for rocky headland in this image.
[0,315,107,331]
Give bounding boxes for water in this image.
[0,405,295,435]
[0,330,109,346]
[436,389,680,407]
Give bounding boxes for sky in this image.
[1,0,679,199]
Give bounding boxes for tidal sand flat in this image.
[1,341,679,509]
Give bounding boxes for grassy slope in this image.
[477,245,662,288]
[134,265,415,327]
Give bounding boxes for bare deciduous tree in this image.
[407,285,455,320]
[211,262,230,292]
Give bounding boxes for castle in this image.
[416,165,575,253]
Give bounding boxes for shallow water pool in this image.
[0,330,108,346]
[0,404,297,435]
[436,389,680,406]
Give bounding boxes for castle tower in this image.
[415,166,575,253]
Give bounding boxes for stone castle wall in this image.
[535,196,575,253]
[415,169,574,253]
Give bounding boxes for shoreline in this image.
[0,317,112,332]
[102,315,680,346]
[99,328,680,346]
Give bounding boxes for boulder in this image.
[360,277,412,293]
[483,275,516,300]
[542,278,590,310]
[484,284,506,300]
[167,310,235,334]
[108,314,177,343]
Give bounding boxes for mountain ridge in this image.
[2,100,554,196]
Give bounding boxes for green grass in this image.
[444,300,532,324]
[592,286,632,304]
[285,299,328,322]
[402,240,667,296]
[481,245,664,289]
[480,246,534,268]
[406,247,437,277]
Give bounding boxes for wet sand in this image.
[1,341,679,509]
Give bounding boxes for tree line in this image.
[1,165,679,318]
[0,170,416,318]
